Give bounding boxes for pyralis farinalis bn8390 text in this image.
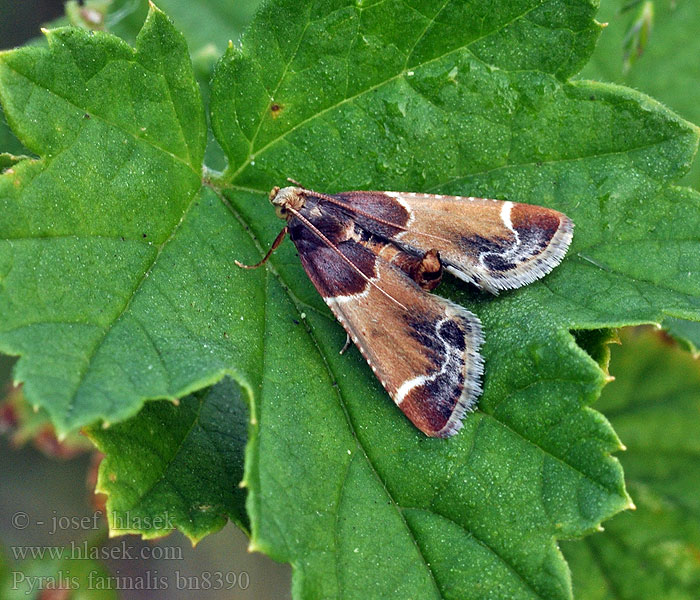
[237,185,573,437]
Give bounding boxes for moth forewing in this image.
[344,191,574,294]
[295,230,484,438]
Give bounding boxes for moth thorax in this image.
[270,186,306,219]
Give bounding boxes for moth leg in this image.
[339,333,352,355]
[235,226,288,269]
[390,248,443,291]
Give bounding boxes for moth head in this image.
[270,186,305,219]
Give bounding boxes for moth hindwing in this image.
[242,185,573,437]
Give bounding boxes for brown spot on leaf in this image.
[270,103,284,118]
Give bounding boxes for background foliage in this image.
[562,328,700,600]
[581,0,700,190]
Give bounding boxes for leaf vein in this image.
[402,506,542,599]
[3,64,199,176]
[481,410,619,495]
[60,186,201,424]
[229,0,551,182]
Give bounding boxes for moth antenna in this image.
[235,226,288,269]
[287,207,408,311]
[287,177,307,189]
[304,190,452,245]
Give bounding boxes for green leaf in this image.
[0,6,231,432]
[580,0,700,189]
[1,0,700,598]
[0,152,29,172]
[87,377,248,542]
[620,0,654,73]
[571,328,618,371]
[0,116,25,157]
[562,327,700,599]
[108,0,261,56]
[105,0,263,174]
[206,0,699,597]
[661,317,700,356]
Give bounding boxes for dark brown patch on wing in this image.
[398,313,475,436]
[289,198,350,244]
[456,204,564,276]
[511,203,560,234]
[458,233,519,273]
[511,204,560,253]
[289,212,377,298]
[437,317,468,350]
[332,191,410,238]
[459,233,511,256]
[483,253,519,273]
[400,389,454,434]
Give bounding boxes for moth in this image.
[237,183,573,437]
